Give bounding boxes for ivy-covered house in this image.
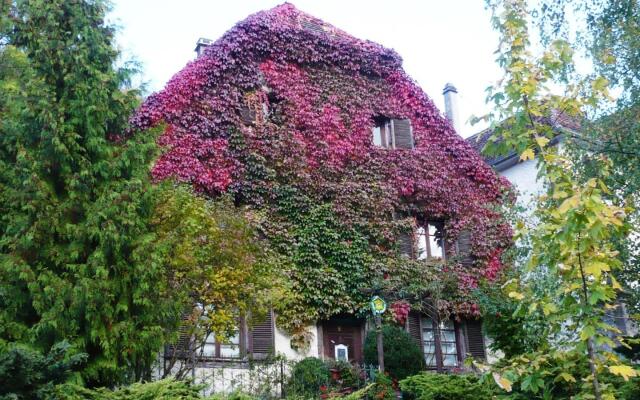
[133,4,512,377]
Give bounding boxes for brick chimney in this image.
[443,83,461,133]
[194,37,213,58]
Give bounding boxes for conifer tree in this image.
[0,0,180,385]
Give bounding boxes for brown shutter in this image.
[239,105,256,125]
[300,18,325,34]
[249,309,275,359]
[166,313,193,359]
[464,319,486,360]
[406,311,423,350]
[392,119,414,149]
[456,230,474,267]
[398,230,415,258]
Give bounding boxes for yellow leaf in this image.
[608,365,638,381]
[535,136,550,148]
[557,372,576,383]
[542,303,557,316]
[584,261,610,279]
[520,148,535,161]
[611,276,622,290]
[493,372,513,392]
[509,291,525,300]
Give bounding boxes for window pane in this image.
[443,354,458,367]
[429,224,443,258]
[417,226,428,260]
[441,330,456,342]
[220,344,240,358]
[424,352,437,367]
[372,127,382,147]
[441,342,457,354]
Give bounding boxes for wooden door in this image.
[323,320,363,363]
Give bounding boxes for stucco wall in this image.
[273,322,320,360]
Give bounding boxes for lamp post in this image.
[370,295,387,373]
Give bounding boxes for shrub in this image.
[364,325,425,380]
[287,357,330,399]
[56,379,207,399]
[400,372,494,400]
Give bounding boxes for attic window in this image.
[372,117,414,149]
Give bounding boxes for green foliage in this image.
[0,342,86,400]
[56,379,207,400]
[482,0,638,398]
[476,271,550,358]
[366,373,395,400]
[152,186,277,362]
[0,0,185,385]
[400,372,495,400]
[287,357,330,399]
[363,325,425,381]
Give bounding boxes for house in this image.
[133,3,512,389]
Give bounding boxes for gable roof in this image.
[466,110,581,171]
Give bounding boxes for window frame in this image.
[199,321,245,361]
[420,316,463,371]
[415,219,446,261]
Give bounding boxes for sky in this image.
[109,0,503,137]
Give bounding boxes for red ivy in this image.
[132,4,512,312]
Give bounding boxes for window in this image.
[421,318,459,369]
[372,118,414,149]
[201,329,242,359]
[416,221,444,260]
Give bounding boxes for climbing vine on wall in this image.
[131,4,512,347]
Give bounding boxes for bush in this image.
[56,379,207,399]
[287,357,330,399]
[364,325,425,380]
[400,372,494,400]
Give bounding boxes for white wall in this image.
[499,158,543,209]
[273,322,320,360]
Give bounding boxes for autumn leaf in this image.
[508,291,525,300]
[520,148,535,161]
[608,365,638,381]
[493,372,513,392]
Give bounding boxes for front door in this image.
[322,317,363,363]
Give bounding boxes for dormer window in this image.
[372,117,414,149]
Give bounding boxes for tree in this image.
[151,186,277,379]
[0,342,86,400]
[534,0,640,315]
[0,0,180,385]
[480,0,638,398]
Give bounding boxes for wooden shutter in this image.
[239,105,256,125]
[456,230,474,267]
[166,313,193,359]
[392,119,414,149]
[398,230,415,258]
[464,319,486,360]
[406,311,423,350]
[301,18,325,35]
[249,309,275,359]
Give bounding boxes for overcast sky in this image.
[109,0,502,137]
